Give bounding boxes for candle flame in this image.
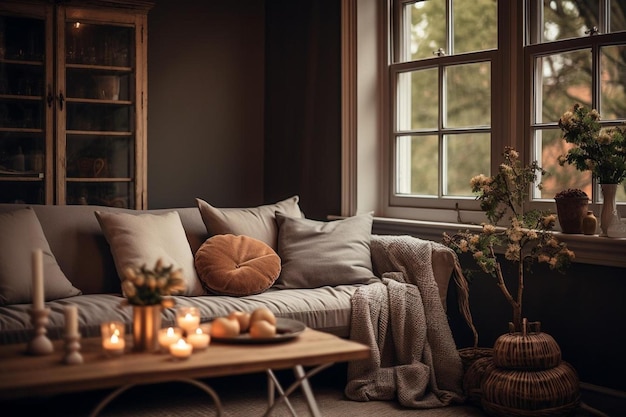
[167,327,175,336]
[111,333,119,343]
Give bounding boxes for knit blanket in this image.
[344,235,467,408]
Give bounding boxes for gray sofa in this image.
[0,203,455,345]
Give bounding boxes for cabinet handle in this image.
[58,92,64,110]
[47,86,54,108]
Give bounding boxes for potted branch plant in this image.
[443,147,579,416]
[443,147,574,331]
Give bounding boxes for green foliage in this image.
[558,103,626,184]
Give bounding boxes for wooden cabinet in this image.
[0,1,152,208]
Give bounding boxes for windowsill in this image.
[369,216,626,269]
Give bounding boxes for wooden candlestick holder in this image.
[27,307,54,355]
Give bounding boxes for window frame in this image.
[382,0,626,222]
[384,0,512,223]
[524,1,626,217]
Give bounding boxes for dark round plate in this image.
[211,317,306,344]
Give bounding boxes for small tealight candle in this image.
[186,327,210,350]
[169,338,193,359]
[176,306,200,334]
[158,327,183,352]
[101,321,125,356]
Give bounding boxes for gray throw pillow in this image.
[273,212,379,289]
[0,208,81,305]
[196,196,303,251]
[95,210,204,296]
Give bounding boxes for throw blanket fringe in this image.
[345,235,469,408]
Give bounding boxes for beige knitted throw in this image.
[344,235,467,408]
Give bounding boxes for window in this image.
[385,0,626,221]
[389,0,498,218]
[527,1,626,207]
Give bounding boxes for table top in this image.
[0,327,369,400]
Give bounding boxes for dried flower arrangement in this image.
[443,147,575,331]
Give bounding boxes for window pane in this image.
[537,50,592,123]
[405,0,446,62]
[611,0,626,33]
[453,0,497,54]
[600,45,626,119]
[445,62,491,128]
[397,68,439,130]
[542,0,598,42]
[444,133,490,196]
[395,134,439,196]
[536,128,591,199]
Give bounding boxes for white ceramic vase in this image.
[600,184,621,237]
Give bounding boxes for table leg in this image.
[263,362,333,417]
[88,378,223,417]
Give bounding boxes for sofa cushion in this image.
[195,234,281,296]
[95,210,204,296]
[196,196,303,251]
[273,212,379,289]
[0,208,81,305]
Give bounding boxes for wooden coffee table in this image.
[0,327,369,417]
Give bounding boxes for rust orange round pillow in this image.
[195,234,281,296]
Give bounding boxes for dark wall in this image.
[264,0,342,220]
[147,0,342,220]
[147,0,265,209]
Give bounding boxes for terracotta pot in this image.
[554,196,588,234]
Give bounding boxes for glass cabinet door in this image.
[0,9,51,204]
[60,16,136,208]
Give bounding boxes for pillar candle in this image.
[32,249,44,310]
[64,305,78,337]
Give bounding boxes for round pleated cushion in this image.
[195,234,281,296]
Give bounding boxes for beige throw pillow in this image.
[0,208,81,305]
[95,210,204,296]
[273,212,379,289]
[196,196,303,251]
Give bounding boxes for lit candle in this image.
[186,327,210,350]
[158,327,183,352]
[32,249,44,310]
[169,338,193,359]
[64,305,79,337]
[101,321,125,355]
[176,307,200,333]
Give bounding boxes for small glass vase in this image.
[600,184,621,237]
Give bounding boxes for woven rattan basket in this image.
[492,321,561,370]
[480,319,580,417]
[482,362,580,416]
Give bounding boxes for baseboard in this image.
[580,382,626,416]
